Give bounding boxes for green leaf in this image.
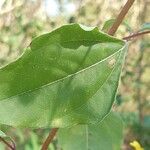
[0,24,127,128]
[58,112,123,150]
[0,131,6,150]
[102,19,116,32]
[140,22,150,31]
[0,130,6,138]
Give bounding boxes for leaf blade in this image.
[0,24,127,128]
[58,112,124,150]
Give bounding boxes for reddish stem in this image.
[0,137,15,150]
[108,0,135,35]
[123,30,150,40]
[41,128,58,150]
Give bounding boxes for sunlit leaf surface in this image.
[0,24,127,128]
[58,112,123,150]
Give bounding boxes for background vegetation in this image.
[0,0,149,149]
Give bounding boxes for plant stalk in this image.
[0,137,16,150]
[123,30,150,40]
[108,0,135,35]
[41,128,58,150]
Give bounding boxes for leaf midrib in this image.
[56,48,122,120]
[0,45,124,102]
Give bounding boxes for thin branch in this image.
[108,0,135,35]
[0,137,15,150]
[41,128,58,150]
[123,30,150,40]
